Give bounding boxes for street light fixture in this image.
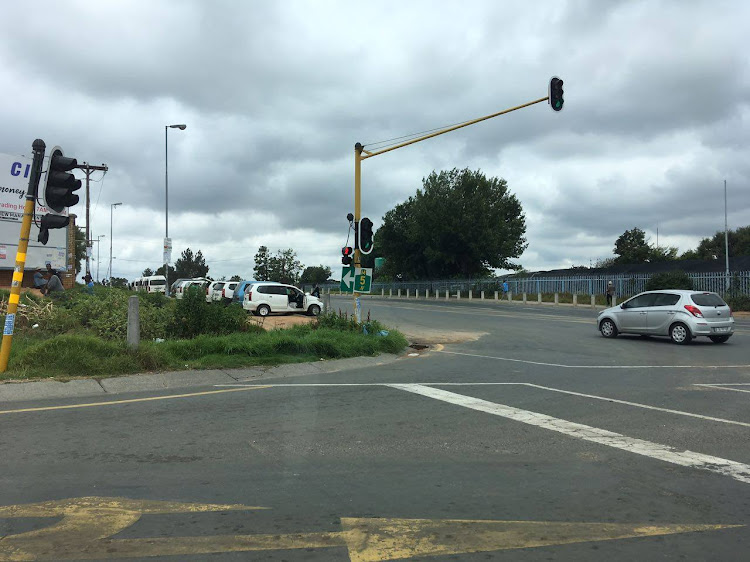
[165,123,187,296]
[109,203,122,285]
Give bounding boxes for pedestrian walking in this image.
[606,281,615,306]
[502,279,509,294]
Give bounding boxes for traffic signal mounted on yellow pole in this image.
[0,139,47,372]
[350,79,564,321]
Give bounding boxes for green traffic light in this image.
[555,101,561,108]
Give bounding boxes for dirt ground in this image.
[248,314,317,330]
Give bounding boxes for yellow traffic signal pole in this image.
[352,95,549,320]
[0,139,47,372]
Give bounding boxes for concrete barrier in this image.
[523,292,527,304]
[554,293,559,306]
[397,289,401,297]
[494,291,498,300]
[480,290,485,300]
[538,292,542,303]
[573,294,578,307]
[591,294,595,307]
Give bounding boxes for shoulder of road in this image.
[0,353,402,403]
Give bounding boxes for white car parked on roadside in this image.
[206,281,225,303]
[242,282,323,316]
[221,281,239,305]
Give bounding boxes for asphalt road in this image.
[1,296,749,560]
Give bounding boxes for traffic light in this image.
[549,76,564,112]
[41,146,81,213]
[341,246,353,265]
[358,217,374,254]
[37,214,70,245]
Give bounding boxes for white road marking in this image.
[214,382,750,427]
[521,383,750,428]
[695,383,750,386]
[436,349,750,369]
[694,384,750,395]
[388,383,750,485]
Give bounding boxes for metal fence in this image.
[371,271,750,298]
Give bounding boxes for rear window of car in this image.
[691,293,727,307]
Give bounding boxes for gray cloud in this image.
[1,0,748,281]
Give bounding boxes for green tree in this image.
[268,248,304,285]
[142,267,154,276]
[614,227,652,264]
[109,276,128,288]
[253,246,270,281]
[649,245,678,262]
[681,225,750,261]
[229,274,242,281]
[376,168,527,279]
[300,265,332,285]
[154,264,176,279]
[75,227,86,274]
[174,248,209,279]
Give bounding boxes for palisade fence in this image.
[370,271,750,298]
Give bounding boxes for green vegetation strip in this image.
[2,326,407,381]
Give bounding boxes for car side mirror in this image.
[620,303,627,309]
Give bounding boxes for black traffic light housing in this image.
[37,214,70,245]
[42,146,81,213]
[341,246,353,266]
[358,217,374,254]
[549,76,564,112]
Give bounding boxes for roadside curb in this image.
[0,354,402,403]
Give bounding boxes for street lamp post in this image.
[93,235,105,282]
[109,203,122,285]
[165,124,187,296]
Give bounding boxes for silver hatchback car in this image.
[598,290,734,344]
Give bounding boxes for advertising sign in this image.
[0,152,68,270]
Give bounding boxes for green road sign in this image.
[354,267,372,293]
[340,266,355,293]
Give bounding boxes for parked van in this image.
[133,275,167,294]
[243,281,323,316]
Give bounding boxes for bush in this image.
[645,271,694,291]
[169,287,252,339]
[726,294,750,312]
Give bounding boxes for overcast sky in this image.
[1,0,747,281]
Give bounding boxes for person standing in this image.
[606,281,615,306]
[311,285,321,298]
[502,279,509,294]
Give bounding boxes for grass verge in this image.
[2,325,408,381]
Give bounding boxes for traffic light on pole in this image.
[38,146,81,245]
[37,214,70,245]
[549,76,564,112]
[342,246,353,265]
[358,217,374,254]
[41,147,81,212]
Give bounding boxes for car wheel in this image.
[599,318,618,338]
[308,304,321,316]
[709,335,730,344]
[669,322,692,345]
[256,304,271,317]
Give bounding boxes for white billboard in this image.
[0,152,68,271]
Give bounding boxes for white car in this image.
[206,281,225,303]
[243,282,323,316]
[598,289,734,344]
[175,278,209,300]
[221,281,239,305]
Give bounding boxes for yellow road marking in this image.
[0,385,270,416]
[0,496,741,561]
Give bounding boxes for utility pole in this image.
[76,162,108,277]
[724,179,730,291]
